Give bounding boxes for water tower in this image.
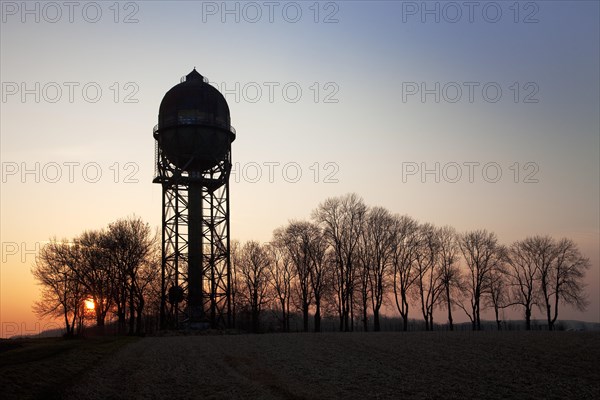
[153,69,235,329]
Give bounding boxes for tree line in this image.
[32,216,159,336]
[232,193,590,333]
[32,194,590,336]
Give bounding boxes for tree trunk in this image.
[401,297,409,331]
[429,309,433,332]
[401,313,408,331]
[551,292,560,331]
[252,308,260,333]
[446,285,453,331]
[302,301,309,332]
[70,315,77,337]
[343,310,349,332]
[525,307,531,331]
[314,298,321,333]
[420,284,428,331]
[64,311,72,337]
[373,308,380,332]
[94,295,105,329]
[494,306,501,331]
[95,313,105,335]
[343,290,350,332]
[118,311,126,334]
[286,297,290,332]
[128,285,135,335]
[281,308,287,333]
[350,292,355,332]
[136,308,143,335]
[339,291,345,332]
[136,297,145,335]
[117,293,127,334]
[422,308,429,331]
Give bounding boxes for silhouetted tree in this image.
[268,240,294,332]
[313,193,366,332]
[356,249,370,332]
[506,238,539,330]
[413,223,443,331]
[458,229,501,331]
[104,216,157,335]
[32,239,86,337]
[391,215,420,331]
[230,240,241,328]
[306,224,329,332]
[132,247,160,334]
[358,206,395,332]
[550,238,590,328]
[436,226,460,331]
[486,253,510,330]
[143,252,164,331]
[535,237,590,330]
[275,221,316,332]
[75,230,115,329]
[237,241,272,333]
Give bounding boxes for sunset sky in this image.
[1,1,598,337]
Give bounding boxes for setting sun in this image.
[84,299,95,311]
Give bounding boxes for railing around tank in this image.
[153,118,235,135]
[154,140,159,178]
[180,75,210,84]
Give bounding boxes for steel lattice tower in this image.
[153,69,235,330]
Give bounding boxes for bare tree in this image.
[358,207,395,332]
[75,230,115,329]
[268,239,294,332]
[458,229,501,331]
[486,253,510,330]
[391,215,420,331]
[356,248,370,332]
[436,226,460,331]
[413,223,443,331]
[274,221,314,332]
[230,240,241,328]
[104,216,157,335]
[132,245,161,334]
[32,239,86,337]
[537,237,590,330]
[143,252,164,331]
[306,224,329,333]
[313,193,366,332]
[506,238,539,330]
[237,241,272,333]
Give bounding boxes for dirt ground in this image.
[0,336,136,400]
[64,331,599,399]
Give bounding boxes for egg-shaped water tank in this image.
[154,69,236,172]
